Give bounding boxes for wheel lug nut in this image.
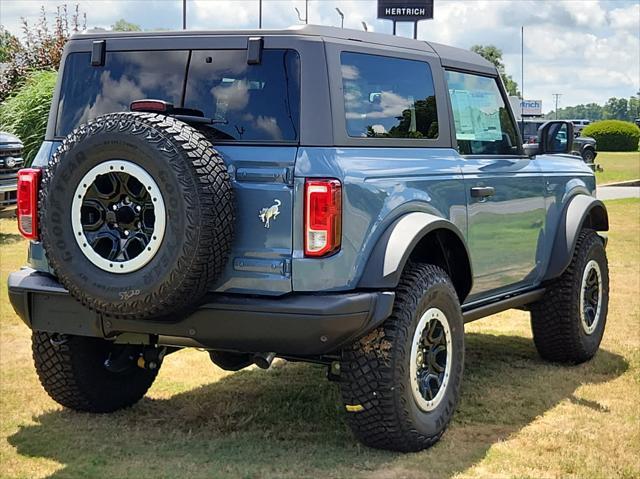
[112,205,117,210]
[124,230,130,236]
[135,205,142,212]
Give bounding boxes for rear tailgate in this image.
[212,146,296,295]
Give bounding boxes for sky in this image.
[1,0,639,113]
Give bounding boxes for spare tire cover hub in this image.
[71,160,166,274]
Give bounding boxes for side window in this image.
[445,71,520,155]
[340,52,438,139]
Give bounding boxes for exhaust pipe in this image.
[253,352,276,369]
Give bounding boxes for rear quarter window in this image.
[340,52,438,139]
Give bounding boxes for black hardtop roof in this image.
[72,24,496,75]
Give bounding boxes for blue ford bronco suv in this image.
[9,25,609,452]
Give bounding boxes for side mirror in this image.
[537,121,574,155]
[523,143,539,157]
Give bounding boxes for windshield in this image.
[56,49,300,142]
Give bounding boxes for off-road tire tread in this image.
[32,331,158,412]
[340,263,462,452]
[39,112,234,319]
[530,229,608,363]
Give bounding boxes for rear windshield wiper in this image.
[130,100,233,139]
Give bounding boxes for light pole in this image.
[552,93,562,119]
[259,0,262,28]
[294,0,309,24]
[336,7,344,28]
[521,26,524,101]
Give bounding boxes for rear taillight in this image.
[304,179,342,257]
[17,168,41,240]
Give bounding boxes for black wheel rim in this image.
[72,160,166,273]
[411,308,452,411]
[580,259,602,334]
[417,319,448,400]
[80,171,155,262]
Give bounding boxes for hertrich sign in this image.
[378,0,434,21]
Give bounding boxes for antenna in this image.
[336,7,344,28]
[182,0,186,30]
[362,21,368,32]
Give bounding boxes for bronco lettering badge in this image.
[259,199,281,228]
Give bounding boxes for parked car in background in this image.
[570,119,591,134]
[0,132,24,210]
[520,119,597,164]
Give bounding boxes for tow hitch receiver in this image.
[104,345,166,373]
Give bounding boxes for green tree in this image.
[627,96,639,120]
[470,44,520,97]
[0,27,21,63]
[0,5,86,101]
[603,97,629,120]
[111,19,142,32]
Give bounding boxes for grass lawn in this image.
[1,199,639,479]
[595,151,640,185]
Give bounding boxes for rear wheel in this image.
[339,264,464,452]
[530,229,609,363]
[32,332,159,412]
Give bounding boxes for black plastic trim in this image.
[358,212,472,293]
[462,288,545,323]
[543,195,608,281]
[8,268,395,355]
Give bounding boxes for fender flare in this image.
[543,194,608,281]
[358,212,473,296]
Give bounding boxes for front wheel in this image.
[32,332,159,412]
[530,229,609,363]
[339,264,464,452]
[582,148,596,163]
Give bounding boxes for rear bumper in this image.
[8,268,395,355]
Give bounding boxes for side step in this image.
[462,288,545,323]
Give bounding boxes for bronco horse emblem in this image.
[259,199,281,228]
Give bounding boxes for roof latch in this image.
[247,37,263,65]
[91,40,106,66]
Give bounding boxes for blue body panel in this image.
[293,147,466,292]
[29,142,597,303]
[459,156,546,300]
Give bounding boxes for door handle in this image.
[470,186,496,198]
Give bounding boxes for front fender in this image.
[358,212,471,290]
[543,194,608,280]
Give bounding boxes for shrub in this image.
[0,70,57,164]
[582,120,640,152]
[0,5,85,101]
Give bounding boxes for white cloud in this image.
[608,3,640,31]
[1,0,638,112]
[566,0,607,27]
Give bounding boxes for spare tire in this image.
[39,112,234,319]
